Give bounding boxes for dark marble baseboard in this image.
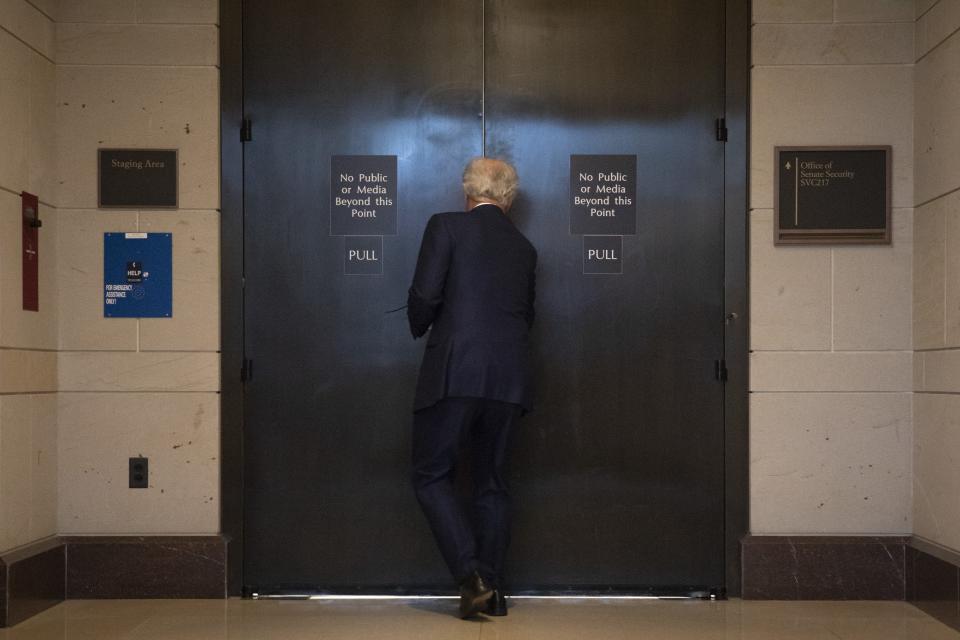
[1,536,226,628]
[742,534,960,630]
[742,535,910,600]
[0,537,65,628]
[63,536,227,599]
[4,533,957,629]
[907,538,960,632]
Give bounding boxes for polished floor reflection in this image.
[1,598,958,639]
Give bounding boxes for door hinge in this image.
[715,117,728,142]
[714,359,728,382]
[241,358,253,382]
[241,118,252,142]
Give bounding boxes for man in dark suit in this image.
[407,157,537,618]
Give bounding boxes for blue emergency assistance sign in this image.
[103,232,172,318]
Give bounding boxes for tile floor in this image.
[1,598,958,639]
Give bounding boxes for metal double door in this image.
[242,0,726,593]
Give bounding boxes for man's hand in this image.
[407,214,453,338]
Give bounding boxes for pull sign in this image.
[715,118,728,142]
[21,191,40,311]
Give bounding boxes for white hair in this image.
[462,157,519,209]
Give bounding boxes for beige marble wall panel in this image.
[57,0,218,25]
[55,66,219,210]
[751,392,913,534]
[834,0,915,22]
[833,210,913,350]
[914,393,960,551]
[56,23,218,66]
[914,351,925,389]
[946,196,960,345]
[0,394,57,552]
[0,29,33,193]
[0,350,57,393]
[917,0,941,18]
[750,210,832,350]
[29,48,56,198]
[0,0,55,59]
[751,65,913,210]
[0,396,31,550]
[29,392,57,543]
[916,0,960,58]
[28,0,58,21]
[753,0,833,23]
[57,0,135,23]
[58,351,218,392]
[58,392,219,534]
[753,23,914,65]
[917,349,960,392]
[913,1,960,555]
[915,31,960,204]
[914,197,947,349]
[57,209,137,350]
[750,351,913,391]
[135,0,218,25]
[139,211,219,351]
[0,197,58,350]
[0,19,56,196]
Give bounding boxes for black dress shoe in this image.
[485,589,508,616]
[458,571,494,619]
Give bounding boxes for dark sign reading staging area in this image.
[98,149,178,208]
[775,146,891,245]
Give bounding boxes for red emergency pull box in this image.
[21,191,40,312]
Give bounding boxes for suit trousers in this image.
[411,396,523,586]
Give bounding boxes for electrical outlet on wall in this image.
[129,457,148,488]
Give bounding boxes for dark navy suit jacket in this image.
[407,204,537,413]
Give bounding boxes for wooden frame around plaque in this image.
[774,145,891,245]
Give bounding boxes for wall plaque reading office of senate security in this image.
[775,146,891,245]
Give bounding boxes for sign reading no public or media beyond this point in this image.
[775,146,891,245]
[331,155,397,236]
[99,149,178,208]
[570,155,637,235]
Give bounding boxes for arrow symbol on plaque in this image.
[785,161,792,170]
